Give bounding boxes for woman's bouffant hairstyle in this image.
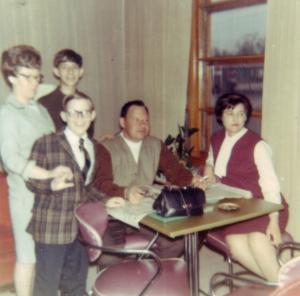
[215,93,252,126]
[1,45,41,87]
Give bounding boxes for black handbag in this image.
[153,186,206,218]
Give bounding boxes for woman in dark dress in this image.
[204,93,289,281]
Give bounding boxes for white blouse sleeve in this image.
[205,145,214,167]
[254,141,281,204]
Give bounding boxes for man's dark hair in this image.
[120,100,149,118]
[53,49,82,68]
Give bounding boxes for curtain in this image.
[262,0,300,240]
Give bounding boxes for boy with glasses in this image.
[26,94,99,296]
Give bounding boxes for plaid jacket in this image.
[26,131,102,244]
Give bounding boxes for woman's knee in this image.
[225,234,248,254]
[248,232,270,246]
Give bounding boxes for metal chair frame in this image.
[205,231,294,279]
[81,240,162,296]
[209,272,277,296]
[75,202,188,296]
[209,241,300,296]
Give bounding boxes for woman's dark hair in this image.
[120,99,149,118]
[215,93,252,126]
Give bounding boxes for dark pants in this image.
[137,225,185,258]
[99,219,184,268]
[33,240,88,296]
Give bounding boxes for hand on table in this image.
[125,185,145,204]
[106,197,126,208]
[203,165,219,183]
[266,214,282,246]
[191,175,209,190]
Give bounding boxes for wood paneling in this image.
[0,173,15,287]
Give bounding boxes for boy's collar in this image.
[64,126,88,140]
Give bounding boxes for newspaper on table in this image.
[205,183,252,203]
[106,183,252,228]
[106,198,154,228]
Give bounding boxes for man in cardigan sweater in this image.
[93,99,203,258]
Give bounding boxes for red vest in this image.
[211,129,262,197]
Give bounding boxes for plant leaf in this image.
[187,128,199,137]
[164,135,175,145]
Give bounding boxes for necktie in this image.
[79,138,91,181]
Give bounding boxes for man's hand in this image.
[191,175,208,190]
[125,185,145,204]
[50,166,73,179]
[203,165,217,184]
[266,213,282,246]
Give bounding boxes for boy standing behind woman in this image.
[26,94,99,296]
[39,49,88,132]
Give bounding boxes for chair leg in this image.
[227,256,234,292]
[138,232,159,260]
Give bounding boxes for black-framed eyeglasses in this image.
[66,110,93,119]
[17,73,44,83]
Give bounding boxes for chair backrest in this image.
[74,201,108,262]
[271,276,300,296]
[278,256,300,286]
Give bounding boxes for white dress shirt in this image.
[120,132,142,163]
[206,128,281,204]
[64,127,94,184]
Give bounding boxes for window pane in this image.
[209,63,262,134]
[211,4,266,56]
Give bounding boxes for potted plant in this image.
[156,125,198,180]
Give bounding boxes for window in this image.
[188,0,267,161]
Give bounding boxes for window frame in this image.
[188,0,267,163]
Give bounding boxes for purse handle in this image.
[177,188,191,216]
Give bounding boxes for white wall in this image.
[263,0,300,239]
[0,0,192,140]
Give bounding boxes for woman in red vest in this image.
[204,93,288,282]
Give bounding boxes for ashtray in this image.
[218,202,240,211]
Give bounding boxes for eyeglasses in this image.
[17,73,44,83]
[66,109,93,119]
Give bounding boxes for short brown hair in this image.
[62,94,94,111]
[53,49,82,68]
[1,45,41,87]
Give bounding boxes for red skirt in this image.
[213,195,289,237]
